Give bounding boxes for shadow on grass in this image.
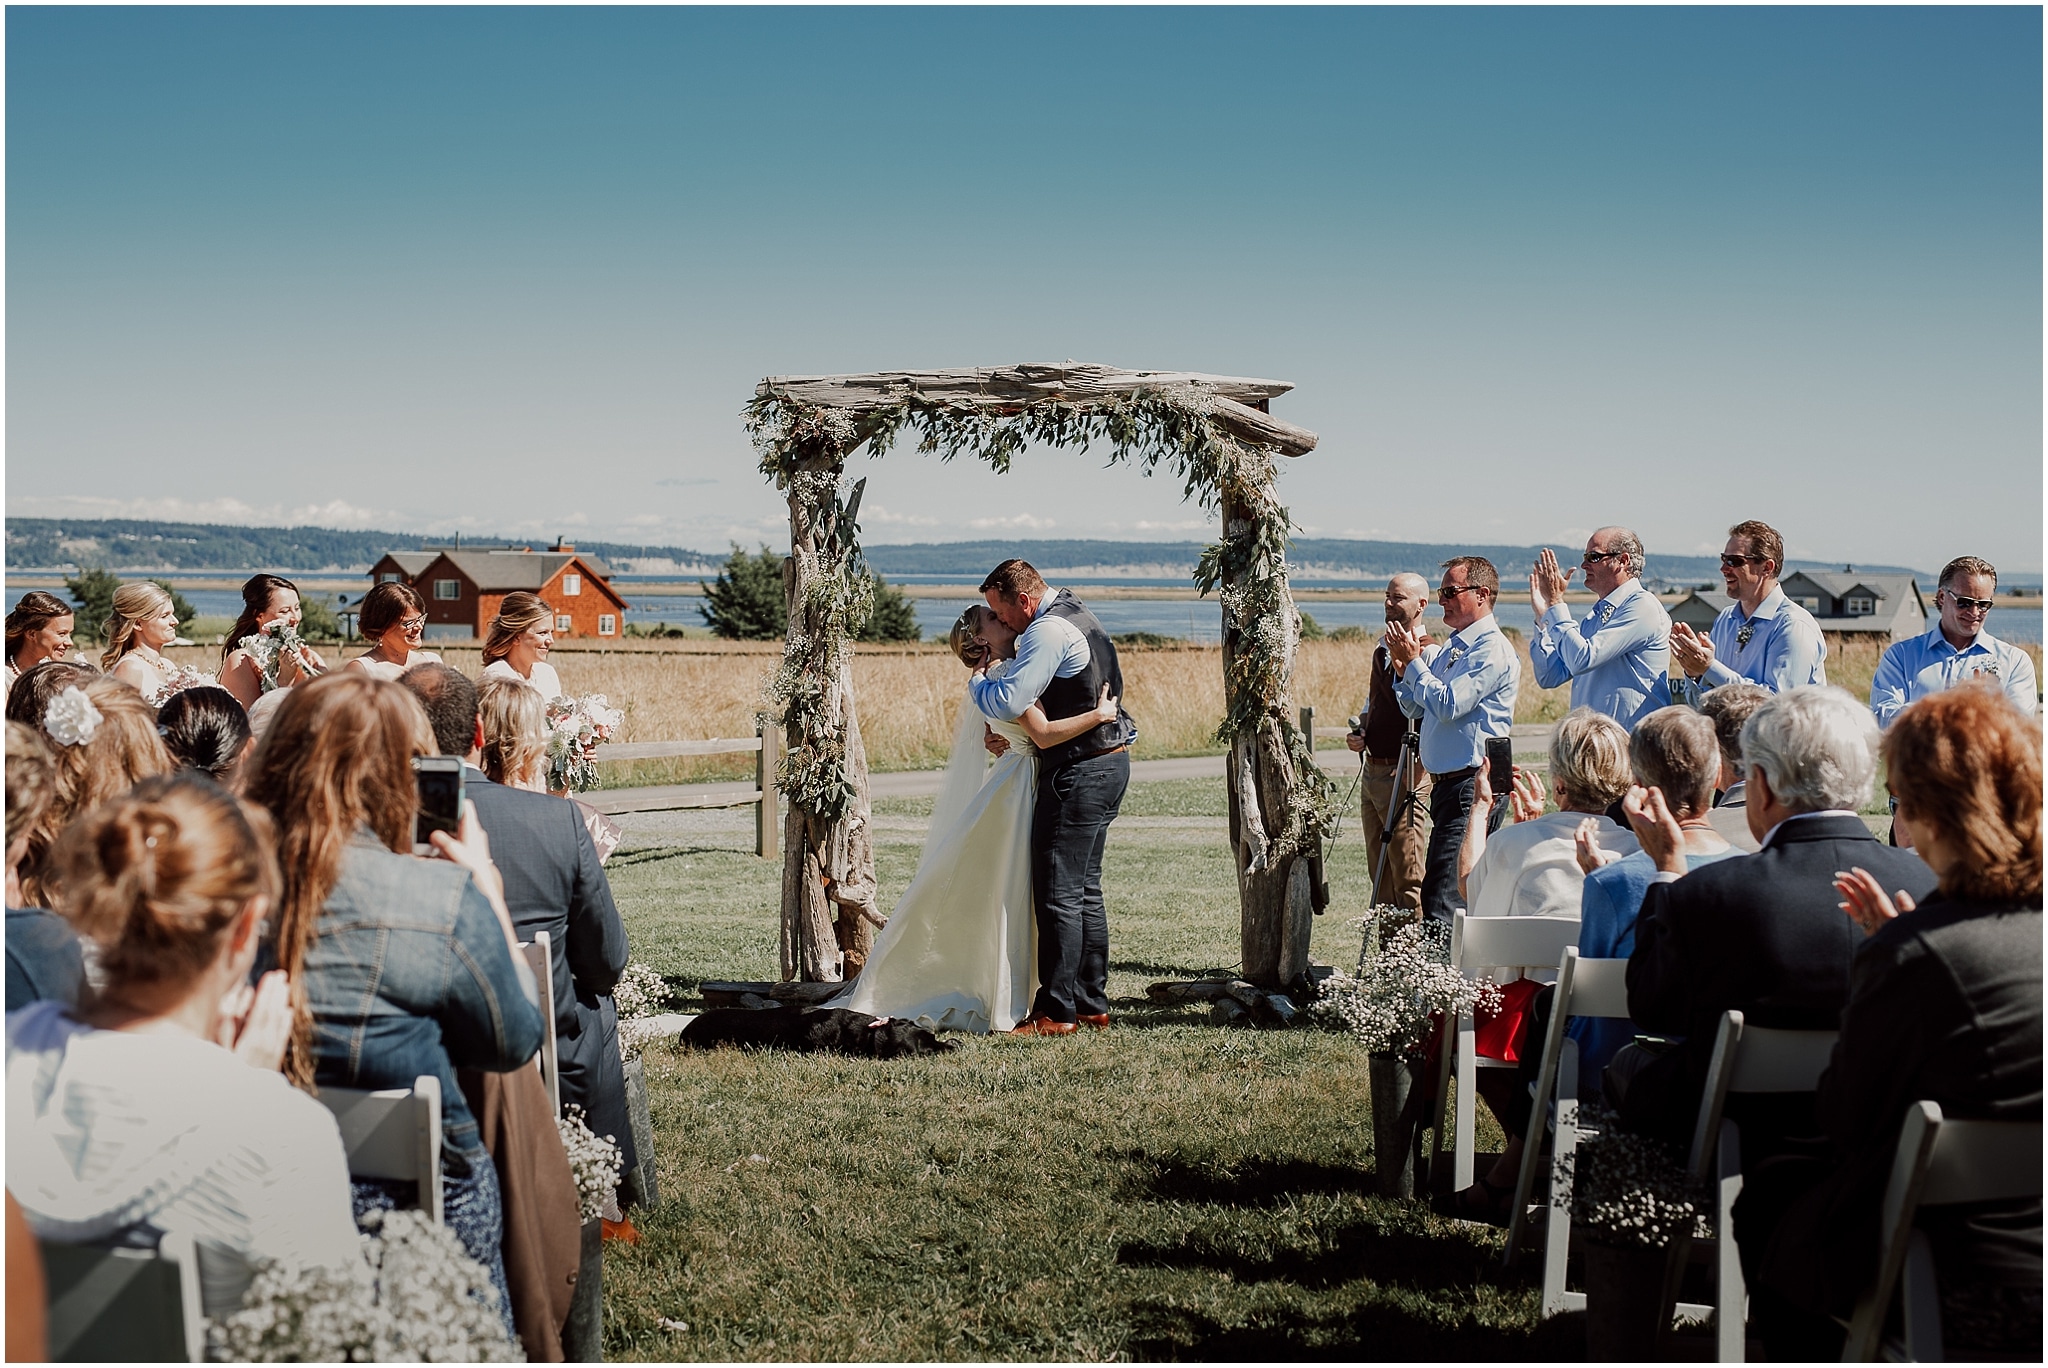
[1117,1151,1372,1208]
[609,845,754,869]
[1126,1301,1585,1361]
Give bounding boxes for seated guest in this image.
[1459,707,1637,917]
[1735,685,2041,1359]
[343,582,441,681]
[155,686,253,790]
[100,583,190,703]
[1615,686,1936,1148]
[1569,707,1739,1082]
[7,774,362,1316]
[5,725,84,1011]
[2,661,97,731]
[401,664,636,1202]
[15,676,176,909]
[478,676,550,792]
[218,574,326,709]
[1697,681,1768,853]
[243,674,543,1327]
[479,593,563,702]
[4,593,75,699]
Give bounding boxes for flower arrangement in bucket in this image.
[204,1208,521,1362]
[1310,908,1503,1059]
[558,1104,625,1225]
[544,693,624,793]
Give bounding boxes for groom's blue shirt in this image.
[970,589,1092,721]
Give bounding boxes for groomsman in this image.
[1869,555,2037,727]
[1388,556,1520,922]
[1671,519,1826,705]
[1527,526,1672,732]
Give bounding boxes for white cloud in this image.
[8,494,412,530]
[965,513,1058,531]
[861,503,941,528]
[1128,518,1212,533]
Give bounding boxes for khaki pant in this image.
[1360,755,1431,911]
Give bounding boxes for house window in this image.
[1794,596,1821,612]
[556,614,574,634]
[562,573,582,597]
[434,579,461,600]
[1846,596,1874,616]
[598,614,616,636]
[379,572,402,584]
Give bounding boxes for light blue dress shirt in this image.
[967,588,1091,722]
[1393,613,1520,774]
[1529,577,1673,732]
[1675,586,1827,706]
[1869,625,2039,728]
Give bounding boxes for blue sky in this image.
[7,7,2041,570]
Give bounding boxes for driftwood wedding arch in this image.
[744,363,1335,993]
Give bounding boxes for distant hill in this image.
[5,517,1935,586]
[4,519,719,574]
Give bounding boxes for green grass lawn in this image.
[600,778,1571,1361]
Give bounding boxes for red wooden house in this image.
[370,541,630,641]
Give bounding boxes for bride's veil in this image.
[919,683,992,878]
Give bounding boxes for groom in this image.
[969,559,1136,1036]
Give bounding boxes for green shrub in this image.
[701,545,788,640]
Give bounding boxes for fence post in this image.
[756,720,779,862]
[1300,705,1315,753]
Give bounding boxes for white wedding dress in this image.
[833,663,1038,1033]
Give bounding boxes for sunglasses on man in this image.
[1942,591,1996,614]
[1719,553,1770,569]
[1438,584,1490,602]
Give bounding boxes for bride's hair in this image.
[949,607,991,670]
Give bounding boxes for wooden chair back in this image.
[43,1228,203,1362]
[315,1074,445,1223]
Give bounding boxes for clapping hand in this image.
[215,969,294,1072]
[1509,766,1547,823]
[1530,549,1574,615]
[1575,818,1623,875]
[1383,618,1433,672]
[1669,623,1715,678]
[1834,867,1916,937]
[1622,784,1689,875]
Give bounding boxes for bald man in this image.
[1528,526,1673,732]
[1346,573,1434,910]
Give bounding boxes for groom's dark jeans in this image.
[1031,749,1131,1022]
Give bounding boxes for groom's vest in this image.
[1038,594,1136,769]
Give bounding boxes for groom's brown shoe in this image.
[1010,1015,1077,1037]
[1077,1014,1111,1030]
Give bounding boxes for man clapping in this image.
[1527,526,1672,732]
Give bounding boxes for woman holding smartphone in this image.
[241,673,541,1332]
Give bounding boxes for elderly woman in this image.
[1458,707,1638,918]
[1731,686,2042,1359]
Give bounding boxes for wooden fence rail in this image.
[584,722,781,860]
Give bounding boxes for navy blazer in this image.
[1622,812,1938,1146]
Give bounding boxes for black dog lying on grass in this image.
[679,1006,954,1058]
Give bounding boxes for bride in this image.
[835,604,1121,1034]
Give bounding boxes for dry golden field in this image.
[162,632,2039,786]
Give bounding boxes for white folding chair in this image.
[316,1073,446,1224]
[521,929,561,1114]
[1660,1010,1840,1362]
[42,1228,204,1362]
[1841,1101,2043,1362]
[1427,912,1582,1196]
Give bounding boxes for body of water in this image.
[10,584,2042,645]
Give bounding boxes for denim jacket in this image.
[299,835,542,1158]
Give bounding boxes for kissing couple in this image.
[835,559,1137,1036]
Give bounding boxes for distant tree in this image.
[701,545,788,640]
[67,569,198,644]
[856,573,922,643]
[298,595,341,642]
[1298,611,1326,640]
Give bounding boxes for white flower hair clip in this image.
[43,686,103,748]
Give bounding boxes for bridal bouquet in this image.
[236,619,312,694]
[1310,908,1502,1059]
[544,693,625,793]
[204,1208,520,1362]
[148,662,217,708]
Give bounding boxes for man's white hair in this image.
[1740,685,1880,814]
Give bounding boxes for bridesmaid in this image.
[342,583,442,681]
[219,575,327,708]
[101,583,188,701]
[4,593,75,699]
[478,593,563,702]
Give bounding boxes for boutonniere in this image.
[1735,623,1755,648]
[1444,645,1468,668]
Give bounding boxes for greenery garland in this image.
[744,383,1336,857]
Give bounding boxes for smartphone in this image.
[1485,734,1514,793]
[413,756,466,845]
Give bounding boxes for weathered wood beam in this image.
[758,363,1293,411]
[1209,396,1317,458]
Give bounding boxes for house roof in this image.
[372,552,438,577]
[425,550,628,605]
